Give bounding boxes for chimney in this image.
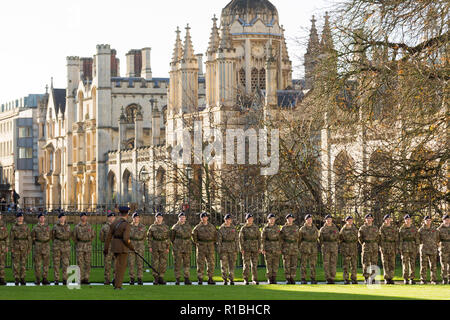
[126,51,135,77]
[141,48,152,80]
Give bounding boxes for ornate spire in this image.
[171,27,183,64]
[281,25,290,61]
[208,15,220,53]
[306,15,320,55]
[320,12,334,52]
[183,24,196,61]
[219,23,233,51]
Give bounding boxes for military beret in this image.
[267,213,276,219]
[58,212,65,219]
[365,214,374,219]
[155,212,163,218]
[324,214,332,220]
[16,212,23,218]
[245,213,254,220]
[178,212,186,218]
[80,212,87,217]
[131,212,139,219]
[424,216,431,221]
[286,214,294,219]
[118,206,130,213]
[107,212,115,218]
[404,214,411,220]
[200,212,209,218]
[224,214,232,220]
[443,215,449,220]
[345,216,353,221]
[304,214,313,221]
[383,214,391,221]
[37,213,45,219]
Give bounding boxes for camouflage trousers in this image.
[362,249,379,279]
[0,241,6,278]
[263,251,280,279]
[401,251,417,280]
[282,253,298,280]
[220,252,237,281]
[440,251,449,280]
[53,243,70,282]
[380,250,396,280]
[342,254,358,281]
[33,243,50,280]
[104,252,114,282]
[128,244,145,280]
[76,250,91,281]
[420,252,438,282]
[12,249,28,279]
[243,251,259,281]
[173,250,191,279]
[151,249,168,279]
[322,247,338,281]
[196,245,215,279]
[300,251,317,280]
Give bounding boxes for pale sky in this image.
[0,0,333,103]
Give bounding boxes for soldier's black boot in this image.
[364,277,369,285]
[34,279,41,286]
[404,279,409,285]
[54,281,59,286]
[273,276,278,285]
[252,279,259,285]
[138,278,143,286]
[420,280,427,285]
[442,278,448,285]
[301,279,307,285]
[130,278,135,285]
[153,278,159,285]
[352,279,358,285]
[431,280,438,285]
[410,279,416,285]
[311,278,317,285]
[0,278,6,286]
[20,279,26,286]
[344,279,351,285]
[229,278,235,285]
[244,278,250,285]
[62,280,67,286]
[104,280,110,285]
[158,277,167,285]
[42,278,50,286]
[198,278,203,285]
[208,277,216,285]
[175,278,181,286]
[223,278,228,285]
[326,279,332,285]
[184,277,192,285]
[15,279,20,286]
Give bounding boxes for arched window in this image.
[123,170,132,204]
[259,68,266,90]
[239,68,246,88]
[125,104,138,122]
[251,68,259,92]
[334,151,355,213]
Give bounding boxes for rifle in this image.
[133,250,160,276]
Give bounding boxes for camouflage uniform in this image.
[100,222,114,283]
[319,224,339,281]
[280,224,299,282]
[51,221,71,283]
[170,222,193,280]
[147,223,170,280]
[128,223,146,281]
[299,224,319,281]
[72,223,95,282]
[358,224,380,279]
[261,223,281,282]
[437,223,450,282]
[218,223,239,282]
[0,219,9,281]
[399,224,419,281]
[379,224,398,281]
[192,222,217,280]
[31,223,51,282]
[339,225,359,282]
[10,222,31,281]
[418,225,439,282]
[239,223,261,282]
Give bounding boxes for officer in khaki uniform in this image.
[100,212,116,285]
[51,212,71,285]
[31,213,51,285]
[170,212,193,285]
[72,212,95,284]
[128,212,147,285]
[399,214,419,284]
[261,214,281,284]
[339,216,359,285]
[358,213,380,284]
[0,212,8,286]
[10,212,31,286]
[239,213,261,285]
[319,215,339,284]
[218,214,239,285]
[147,212,170,285]
[192,212,217,285]
[104,206,135,290]
[280,214,299,285]
[418,216,439,285]
[379,214,398,285]
[299,214,319,284]
[437,215,450,284]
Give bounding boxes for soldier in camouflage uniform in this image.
[31,213,51,285]
[339,216,359,285]
[358,213,380,284]
[418,216,439,285]
[147,212,170,285]
[51,212,71,285]
[9,212,31,285]
[171,212,193,285]
[379,214,398,285]
[240,213,261,285]
[0,212,8,285]
[319,215,339,284]
[437,215,449,284]
[299,214,319,284]
[192,212,217,285]
[128,212,146,285]
[100,212,116,285]
[399,214,419,284]
[218,214,238,285]
[261,214,281,284]
[72,212,95,284]
[280,214,299,285]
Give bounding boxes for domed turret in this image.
[221,0,279,26]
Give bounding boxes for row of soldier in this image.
[0,210,449,286]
